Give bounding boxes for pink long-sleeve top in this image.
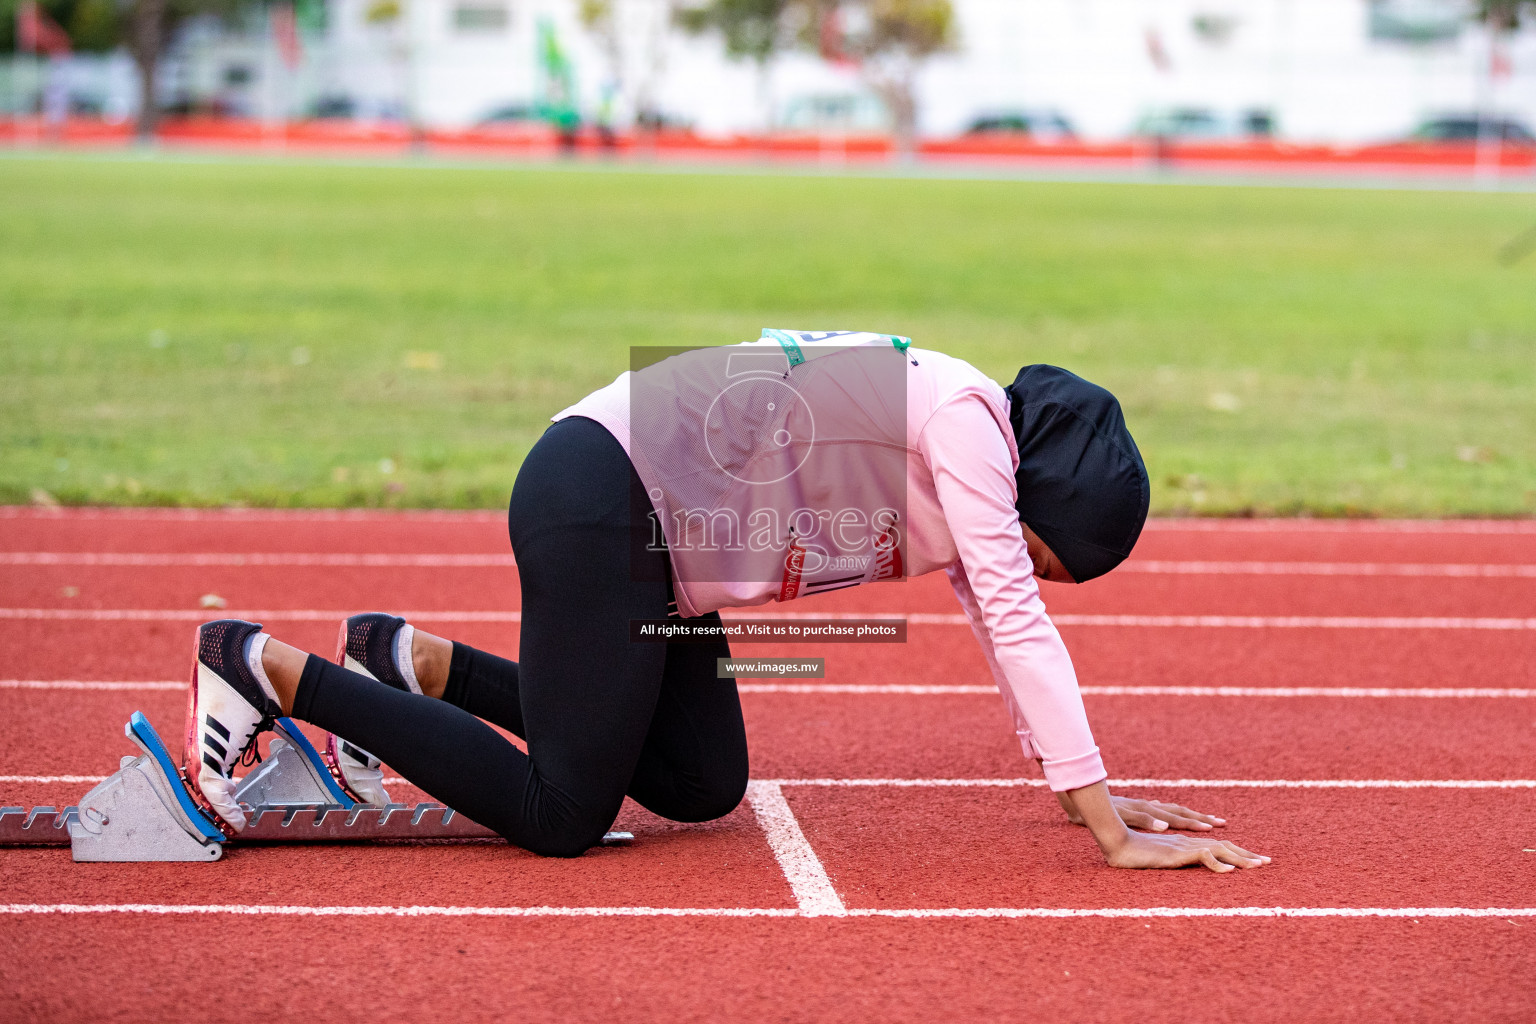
[555,343,1106,792]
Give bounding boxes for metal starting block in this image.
[0,711,633,861]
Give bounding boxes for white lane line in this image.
[746,612,1536,630]
[4,679,1531,699]
[0,552,516,567]
[850,907,1536,919]
[6,506,1529,537]
[6,775,1534,790]
[4,608,1536,630]
[0,773,422,786]
[744,781,846,917]
[0,903,798,918]
[737,683,1536,698]
[9,609,1535,630]
[1048,614,1536,630]
[739,683,996,694]
[0,680,184,691]
[1078,685,1536,698]
[0,508,506,523]
[8,552,1534,577]
[6,508,1530,532]
[0,775,111,784]
[762,778,1536,790]
[0,774,421,787]
[1121,560,1536,578]
[0,609,523,622]
[7,775,421,787]
[1,903,1532,920]
[1143,520,1536,535]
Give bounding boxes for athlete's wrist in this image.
[1065,780,1132,857]
[1053,790,1084,824]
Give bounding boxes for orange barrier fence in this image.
[4,116,1534,175]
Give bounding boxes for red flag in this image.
[272,3,303,70]
[18,1,72,56]
[1144,27,1171,73]
[1492,43,1512,80]
[818,7,856,68]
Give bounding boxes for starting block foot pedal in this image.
[233,718,355,809]
[68,712,225,862]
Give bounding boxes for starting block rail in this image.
[0,801,509,846]
[0,711,631,861]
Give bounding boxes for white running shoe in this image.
[324,612,422,805]
[328,738,389,806]
[184,619,283,834]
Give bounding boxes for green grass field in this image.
[2,154,1533,515]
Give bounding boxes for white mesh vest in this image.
[626,331,913,617]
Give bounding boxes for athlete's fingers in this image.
[1217,840,1270,865]
[1157,802,1224,826]
[1122,798,1223,830]
[1122,811,1170,832]
[1132,800,1214,831]
[1211,841,1268,867]
[1212,848,1261,869]
[1197,847,1234,873]
[1156,811,1214,831]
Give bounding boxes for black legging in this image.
[290,417,749,856]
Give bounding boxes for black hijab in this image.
[1005,365,1149,582]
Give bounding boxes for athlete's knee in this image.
[516,803,619,857]
[671,766,748,823]
[524,832,597,858]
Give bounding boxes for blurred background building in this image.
[4,0,1535,144]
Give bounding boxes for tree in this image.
[1470,0,1533,171]
[674,0,790,129]
[806,0,955,156]
[2,0,118,54]
[578,1,621,87]
[577,0,622,136]
[675,0,790,64]
[1475,1,1536,30]
[677,0,955,152]
[123,0,171,138]
[3,0,245,139]
[2,0,99,50]
[122,0,244,141]
[585,0,683,132]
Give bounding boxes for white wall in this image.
[914,0,1536,142]
[146,0,1536,141]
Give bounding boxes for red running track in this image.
[1,508,1534,1022]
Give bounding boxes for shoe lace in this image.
[237,714,276,768]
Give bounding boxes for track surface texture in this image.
[1,507,1533,1022]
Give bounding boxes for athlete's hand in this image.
[1055,791,1226,832]
[1062,780,1270,874]
[1105,831,1270,873]
[1111,796,1225,832]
